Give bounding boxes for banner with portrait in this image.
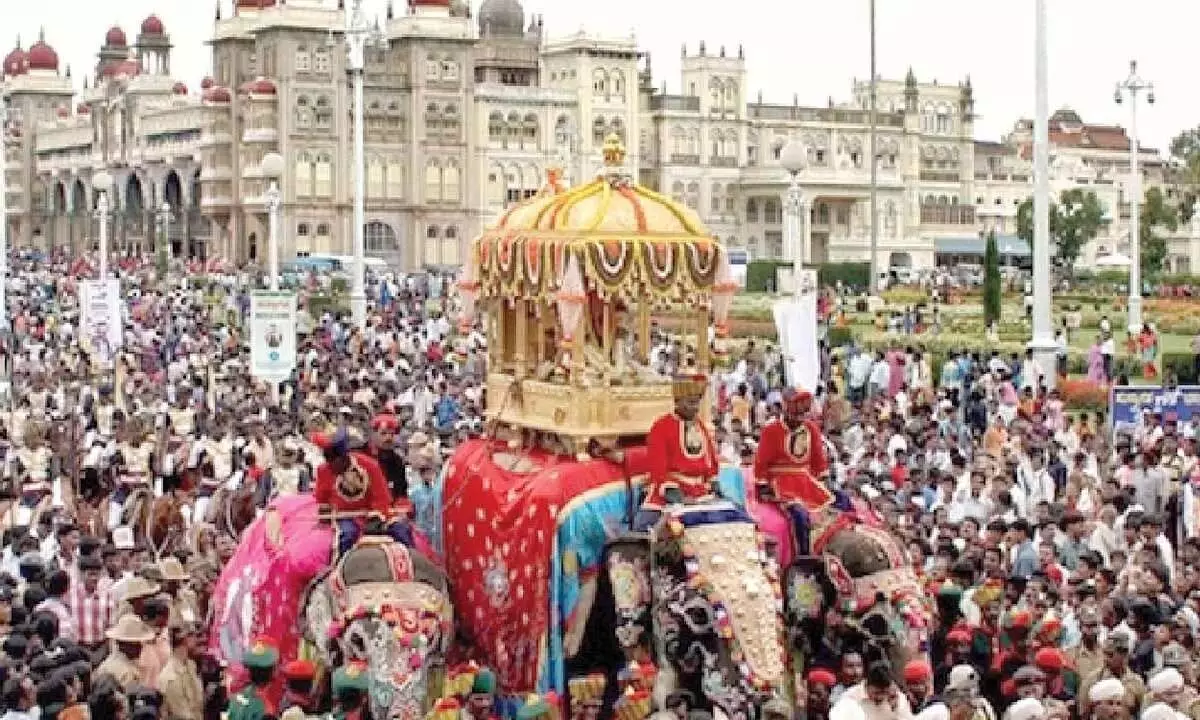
[80,279,123,366]
[249,291,298,384]
[1110,385,1200,436]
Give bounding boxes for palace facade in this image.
[3,2,1198,273]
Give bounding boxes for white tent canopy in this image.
[1094,252,1132,268]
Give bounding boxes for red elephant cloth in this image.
[752,418,832,511]
[313,452,394,518]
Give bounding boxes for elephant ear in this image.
[823,554,853,599]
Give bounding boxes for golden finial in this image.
[602,133,626,167]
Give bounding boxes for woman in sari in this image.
[1138,322,1159,380]
[1087,336,1106,384]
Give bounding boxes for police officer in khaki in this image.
[157,619,204,720]
[94,614,156,691]
[158,557,201,626]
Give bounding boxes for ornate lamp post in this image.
[1114,60,1154,332]
[780,139,808,295]
[92,170,114,279]
[262,151,284,291]
[340,0,382,328]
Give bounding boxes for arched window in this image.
[746,199,759,222]
[314,96,332,128]
[763,199,780,224]
[592,68,607,96]
[386,158,405,198]
[425,103,441,132]
[443,104,460,135]
[711,129,723,159]
[709,77,722,110]
[592,117,607,145]
[609,117,625,143]
[313,47,330,73]
[487,164,504,205]
[671,126,685,155]
[610,70,625,101]
[295,45,311,72]
[314,154,333,196]
[441,57,459,81]
[295,152,314,197]
[425,160,442,201]
[711,183,723,213]
[685,181,700,210]
[506,112,521,146]
[442,226,460,265]
[316,223,331,238]
[444,160,461,202]
[488,112,504,143]
[523,113,539,148]
[426,55,440,80]
[367,157,385,198]
[364,221,398,252]
[294,96,311,128]
[297,223,311,237]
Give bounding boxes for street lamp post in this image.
[262,152,284,291]
[341,0,381,329]
[0,94,9,328]
[156,201,171,281]
[1028,0,1057,389]
[1115,60,1154,332]
[93,170,114,280]
[780,139,807,295]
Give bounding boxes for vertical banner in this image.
[80,279,123,367]
[250,291,298,384]
[773,270,819,393]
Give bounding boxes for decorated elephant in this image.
[302,535,454,720]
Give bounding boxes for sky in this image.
[6,0,1198,153]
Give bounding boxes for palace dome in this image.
[172,81,188,95]
[105,26,127,47]
[478,0,524,35]
[112,60,141,78]
[249,78,276,95]
[141,15,165,36]
[55,104,69,119]
[26,39,58,72]
[200,76,215,90]
[203,86,231,104]
[2,46,27,78]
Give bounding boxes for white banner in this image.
[80,279,123,366]
[773,270,819,393]
[250,291,298,384]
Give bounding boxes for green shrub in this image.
[746,260,789,292]
[826,326,854,347]
[983,231,1002,326]
[817,262,871,290]
[1163,353,1199,384]
[330,277,349,294]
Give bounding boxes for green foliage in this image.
[1140,187,1178,277]
[816,263,871,290]
[1169,126,1200,222]
[826,326,854,347]
[1162,353,1199,384]
[746,260,789,292]
[983,230,1002,326]
[1015,189,1104,270]
[330,276,350,294]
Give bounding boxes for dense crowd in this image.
[0,250,1194,720]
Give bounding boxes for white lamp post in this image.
[780,139,807,295]
[1115,60,1154,332]
[262,151,284,291]
[0,95,9,328]
[341,0,381,329]
[1028,0,1057,389]
[156,201,171,280]
[92,170,113,280]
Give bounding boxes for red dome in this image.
[2,47,26,78]
[105,26,127,47]
[26,40,58,72]
[244,77,276,96]
[141,15,165,35]
[235,0,278,8]
[172,81,188,95]
[200,76,215,90]
[203,86,231,103]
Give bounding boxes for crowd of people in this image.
[0,248,1195,720]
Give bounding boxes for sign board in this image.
[80,279,123,366]
[1110,385,1200,436]
[249,291,298,384]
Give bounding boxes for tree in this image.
[983,230,1001,326]
[1139,186,1178,277]
[1015,189,1104,273]
[1169,126,1200,222]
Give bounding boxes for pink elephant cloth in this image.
[207,494,436,670]
[741,465,795,569]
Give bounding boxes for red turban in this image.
[946,629,972,644]
[903,661,932,683]
[1034,648,1065,672]
[371,413,400,433]
[807,669,837,688]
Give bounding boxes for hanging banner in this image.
[80,279,123,366]
[773,270,819,394]
[1110,385,1200,437]
[250,291,298,384]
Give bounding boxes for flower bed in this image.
[1057,379,1109,412]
